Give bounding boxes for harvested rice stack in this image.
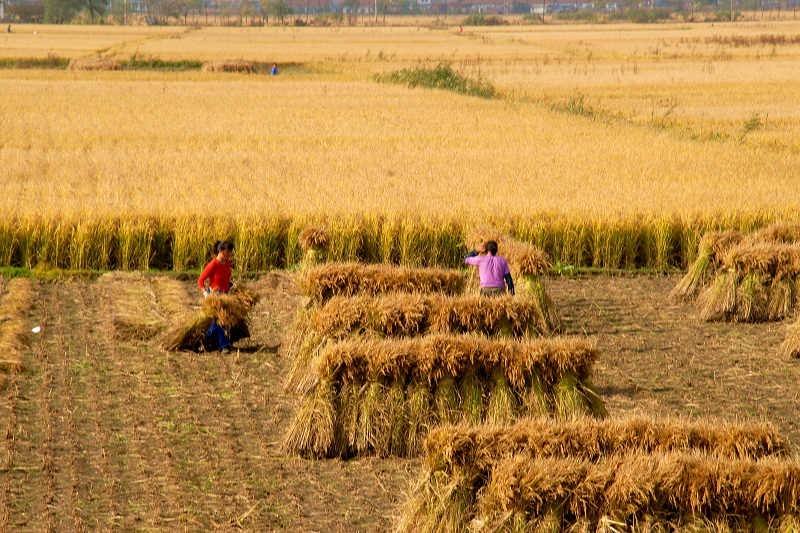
[0,278,34,375]
[282,335,605,458]
[397,417,792,532]
[285,293,561,391]
[300,263,467,304]
[68,57,122,71]
[674,223,800,303]
[201,60,259,73]
[698,242,800,322]
[162,286,260,351]
[97,272,166,341]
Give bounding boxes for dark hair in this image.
[485,240,498,256]
[213,240,235,254]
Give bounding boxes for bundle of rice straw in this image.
[298,226,330,268]
[285,293,561,390]
[301,263,467,304]
[282,334,605,458]
[674,223,800,303]
[201,60,259,73]
[68,57,122,71]
[698,242,800,322]
[397,416,793,532]
[162,286,259,352]
[466,227,552,277]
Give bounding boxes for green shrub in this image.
[463,13,507,26]
[377,64,497,99]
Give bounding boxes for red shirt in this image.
[198,258,232,293]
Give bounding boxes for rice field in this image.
[2,22,800,269]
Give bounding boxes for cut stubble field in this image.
[1,273,798,530]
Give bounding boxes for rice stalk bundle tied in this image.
[396,417,790,533]
[301,263,467,304]
[285,292,560,388]
[671,230,743,301]
[477,452,800,529]
[421,416,789,474]
[697,243,800,322]
[162,286,260,352]
[298,227,330,252]
[201,60,258,73]
[674,223,800,303]
[68,57,122,71]
[283,334,602,458]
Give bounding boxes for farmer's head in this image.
[485,240,498,256]
[215,240,235,261]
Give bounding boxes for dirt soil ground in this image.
[1,272,799,531]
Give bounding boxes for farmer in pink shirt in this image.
[465,240,515,296]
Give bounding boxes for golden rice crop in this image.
[162,286,259,351]
[282,334,604,458]
[285,292,561,391]
[300,263,467,303]
[397,416,792,533]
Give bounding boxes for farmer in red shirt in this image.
[198,240,235,352]
[465,240,515,297]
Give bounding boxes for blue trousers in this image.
[206,320,231,350]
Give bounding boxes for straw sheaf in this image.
[162,286,259,351]
[299,227,330,251]
[317,335,598,389]
[201,60,258,73]
[301,263,467,303]
[422,416,790,473]
[479,452,800,522]
[722,242,800,280]
[68,57,122,71]
[747,223,800,246]
[310,293,556,340]
[97,272,166,341]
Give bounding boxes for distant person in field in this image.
[465,240,514,296]
[198,240,235,353]
[270,63,278,76]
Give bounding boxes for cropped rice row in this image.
[0,278,35,377]
[398,417,797,532]
[282,335,604,458]
[0,213,790,272]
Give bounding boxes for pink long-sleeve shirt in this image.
[465,254,510,288]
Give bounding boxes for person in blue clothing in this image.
[270,63,278,76]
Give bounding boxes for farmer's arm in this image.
[198,260,217,291]
[503,261,514,295]
[464,251,480,266]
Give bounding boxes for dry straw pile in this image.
[98,272,168,341]
[201,60,260,73]
[68,57,123,71]
[285,293,561,390]
[674,223,800,322]
[397,417,797,532]
[300,263,467,304]
[282,335,605,458]
[162,286,259,351]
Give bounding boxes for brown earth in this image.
[1,272,799,531]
